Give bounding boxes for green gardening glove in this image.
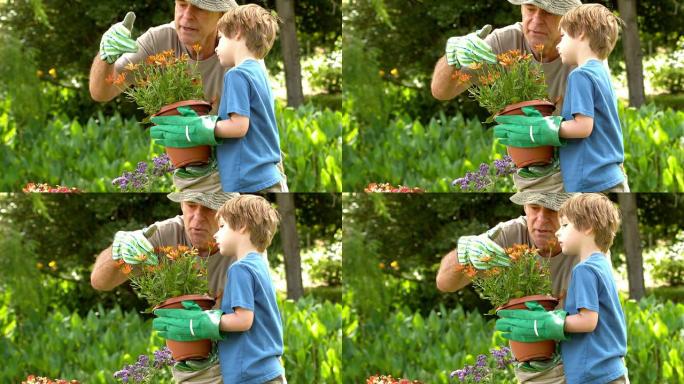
[446,25,497,69]
[150,107,220,147]
[495,301,568,342]
[153,301,223,341]
[112,225,158,265]
[494,107,565,147]
[100,12,138,64]
[457,226,510,270]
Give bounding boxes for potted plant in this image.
[108,45,211,168]
[118,245,215,361]
[459,244,558,362]
[456,47,555,168]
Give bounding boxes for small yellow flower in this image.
[390,260,399,270]
[36,70,44,77]
[379,262,385,269]
[124,63,140,72]
[48,68,57,78]
[48,260,57,270]
[36,262,44,269]
[390,68,399,77]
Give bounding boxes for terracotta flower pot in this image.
[154,294,216,361]
[496,294,559,362]
[153,100,213,168]
[497,100,556,168]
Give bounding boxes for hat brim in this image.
[167,192,239,210]
[510,192,576,211]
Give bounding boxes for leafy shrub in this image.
[650,36,684,94]
[651,231,684,286]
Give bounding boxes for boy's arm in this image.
[564,307,598,333]
[560,114,594,139]
[215,113,250,138]
[219,307,254,332]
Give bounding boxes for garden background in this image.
[0,0,342,192]
[0,193,343,383]
[343,0,684,192]
[343,193,684,383]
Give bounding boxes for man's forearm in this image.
[436,249,471,292]
[89,56,124,102]
[431,56,471,101]
[90,245,129,291]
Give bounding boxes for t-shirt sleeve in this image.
[568,264,600,313]
[226,263,256,312]
[222,69,252,118]
[564,70,596,119]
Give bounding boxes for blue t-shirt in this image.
[216,59,282,192]
[559,59,625,192]
[218,252,284,384]
[561,253,627,384]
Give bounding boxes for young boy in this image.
[556,193,628,384]
[555,4,628,192]
[214,4,287,192]
[212,194,285,383]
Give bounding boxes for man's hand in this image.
[457,227,510,270]
[445,25,497,69]
[111,226,158,266]
[100,12,138,64]
[150,107,220,147]
[494,107,564,147]
[153,301,223,341]
[495,301,568,342]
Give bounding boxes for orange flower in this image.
[451,70,472,83]
[105,73,126,86]
[464,265,478,278]
[124,62,140,72]
[533,43,545,54]
[469,62,483,71]
[455,263,465,272]
[121,264,132,275]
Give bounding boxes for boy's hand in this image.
[457,227,510,270]
[494,107,564,147]
[495,301,568,342]
[446,25,497,69]
[150,107,220,147]
[100,12,138,64]
[153,301,223,341]
[112,226,158,266]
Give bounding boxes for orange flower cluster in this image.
[451,69,472,82]
[496,49,533,67]
[145,49,178,66]
[367,375,423,384]
[364,183,424,193]
[477,72,501,86]
[505,243,538,262]
[455,263,479,278]
[22,375,78,384]
[155,245,198,261]
[22,183,80,193]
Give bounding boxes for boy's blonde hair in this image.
[558,193,621,253]
[559,4,624,60]
[217,4,279,59]
[216,195,280,252]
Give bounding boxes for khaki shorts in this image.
[513,171,565,193]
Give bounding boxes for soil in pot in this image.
[154,294,216,361]
[497,100,556,168]
[153,100,213,168]
[496,294,559,362]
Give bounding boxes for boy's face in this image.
[556,27,584,65]
[215,31,240,67]
[555,215,585,256]
[214,217,241,257]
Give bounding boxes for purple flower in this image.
[476,354,487,367]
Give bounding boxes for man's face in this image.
[181,201,219,250]
[174,1,222,47]
[521,5,562,53]
[524,204,561,256]
[555,215,584,256]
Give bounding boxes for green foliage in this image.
[649,36,684,94]
[650,231,684,287]
[344,110,512,191]
[467,50,548,119]
[307,231,342,287]
[281,297,342,383]
[121,51,204,116]
[278,103,342,192]
[343,296,684,383]
[471,245,552,311]
[128,247,210,311]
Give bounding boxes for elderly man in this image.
[431,0,583,193]
[89,0,238,193]
[436,192,576,383]
[91,191,237,383]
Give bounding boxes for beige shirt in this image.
[483,22,577,114]
[148,215,234,307]
[486,216,579,308]
[115,22,227,113]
